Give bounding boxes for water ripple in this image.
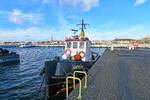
[0,47,104,99]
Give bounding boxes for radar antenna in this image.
[71,29,78,39]
[71,29,78,35]
[71,29,78,32]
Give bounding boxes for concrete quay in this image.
[66,48,150,100]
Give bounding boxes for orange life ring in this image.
[65,49,71,55]
[74,54,81,61]
[79,51,85,58]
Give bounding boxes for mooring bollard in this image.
[111,44,114,51]
[129,46,131,50]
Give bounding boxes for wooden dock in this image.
[66,48,150,100]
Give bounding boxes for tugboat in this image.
[0,48,20,66]
[41,19,99,99]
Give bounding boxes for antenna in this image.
[77,19,89,32]
[77,19,89,39]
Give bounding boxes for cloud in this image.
[123,25,143,33]
[112,25,143,39]
[0,27,54,41]
[134,0,147,6]
[98,21,115,28]
[57,14,69,27]
[0,24,145,41]
[82,0,99,11]
[66,15,79,20]
[0,9,44,25]
[0,26,71,42]
[111,25,143,39]
[9,16,24,25]
[59,0,80,6]
[59,0,99,11]
[86,25,144,40]
[42,0,50,4]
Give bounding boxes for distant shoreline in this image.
[0,44,150,48]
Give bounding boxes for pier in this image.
[66,48,150,100]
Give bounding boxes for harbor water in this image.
[0,47,105,100]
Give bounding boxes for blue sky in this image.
[0,0,150,41]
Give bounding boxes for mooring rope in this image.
[34,75,45,99]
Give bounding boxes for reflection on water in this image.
[0,47,105,99]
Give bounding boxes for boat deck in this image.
[66,48,150,100]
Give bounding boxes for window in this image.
[73,42,78,49]
[67,42,71,48]
[79,42,84,48]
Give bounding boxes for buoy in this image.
[74,54,81,61]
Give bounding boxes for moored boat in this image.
[19,44,33,48]
[41,19,100,99]
[0,48,20,66]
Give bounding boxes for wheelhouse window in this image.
[79,42,84,48]
[67,42,71,48]
[73,42,78,49]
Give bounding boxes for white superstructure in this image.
[63,19,92,61]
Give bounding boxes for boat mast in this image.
[77,19,89,40]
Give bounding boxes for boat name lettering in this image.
[72,65,83,69]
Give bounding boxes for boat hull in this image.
[0,54,20,66]
[43,59,97,99]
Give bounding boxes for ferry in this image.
[19,44,33,48]
[0,48,20,66]
[41,19,100,99]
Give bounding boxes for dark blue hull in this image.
[42,59,98,100]
[0,54,20,66]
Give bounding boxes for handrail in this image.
[73,71,87,89]
[66,76,82,99]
